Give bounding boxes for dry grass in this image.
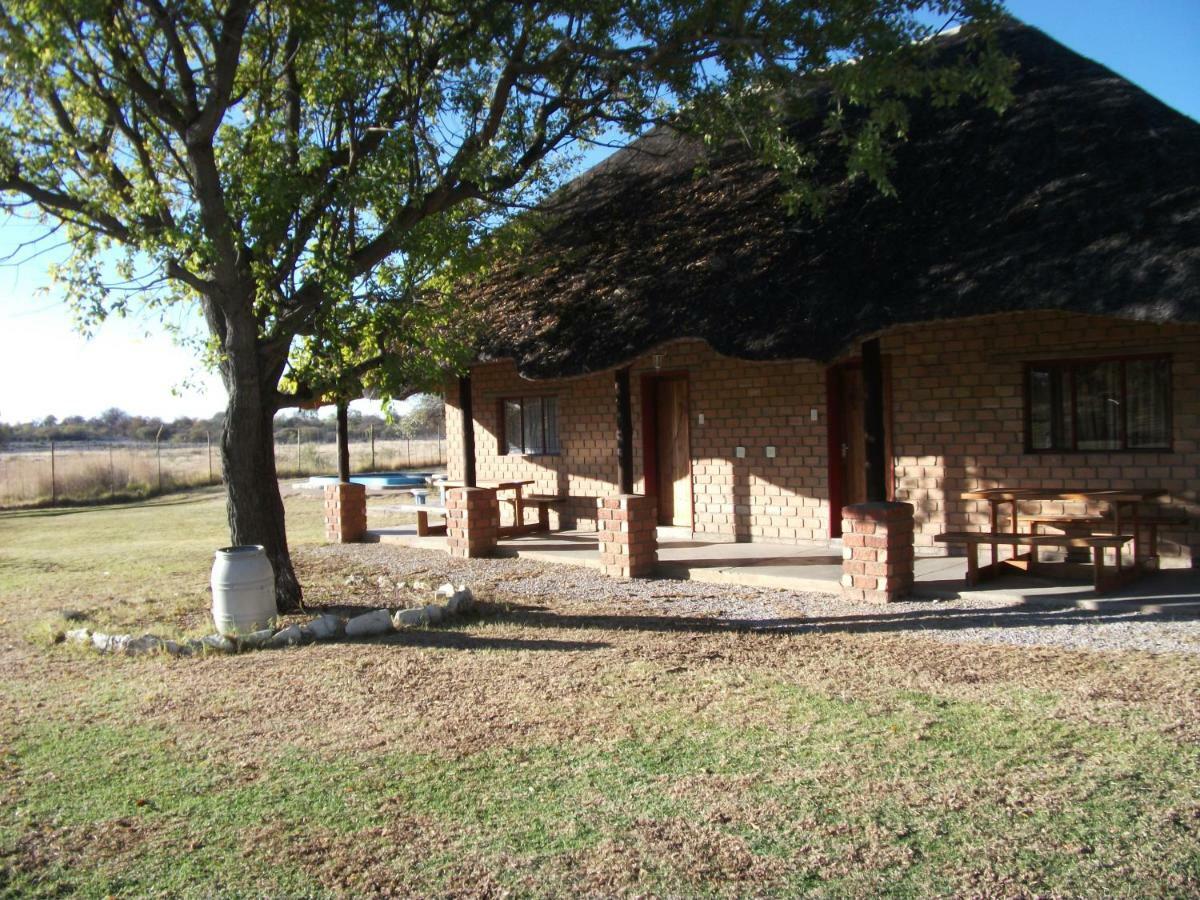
[1,489,1198,896]
[0,439,444,507]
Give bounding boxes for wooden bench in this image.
[1027,514,1183,564]
[376,502,448,536]
[934,531,1137,594]
[498,493,567,535]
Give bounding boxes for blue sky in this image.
[0,0,1196,424]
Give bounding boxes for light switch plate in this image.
[735,446,746,459]
[697,413,705,425]
[765,445,777,458]
[811,407,819,421]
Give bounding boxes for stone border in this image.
[61,584,476,658]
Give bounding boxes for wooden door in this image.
[838,366,867,507]
[654,377,692,527]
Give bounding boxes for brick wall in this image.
[879,311,1200,562]
[446,314,1200,563]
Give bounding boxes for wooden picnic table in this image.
[437,480,537,536]
[960,487,1164,570]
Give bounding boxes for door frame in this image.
[827,358,895,537]
[640,371,694,531]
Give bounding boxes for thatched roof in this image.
[470,21,1200,378]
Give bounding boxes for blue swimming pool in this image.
[307,472,435,489]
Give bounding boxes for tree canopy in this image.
[0,0,1012,608]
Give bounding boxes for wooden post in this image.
[296,428,301,475]
[862,337,887,503]
[49,439,56,506]
[615,367,633,494]
[336,401,351,483]
[109,443,115,498]
[155,425,164,492]
[206,431,213,483]
[459,374,476,488]
[369,424,376,470]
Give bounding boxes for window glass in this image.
[1028,367,1055,451]
[504,400,523,454]
[543,397,561,454]
[1074,361,1122,451]
[1126,358,1171,449]
[523,396,544,454]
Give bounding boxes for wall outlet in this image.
[811,407,819,421]
[765,445,777,459]
[735,445,746,459]
[697,413,705,425]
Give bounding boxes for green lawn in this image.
[1,489,1197,896]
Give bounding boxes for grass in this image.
[1,488,1198,896]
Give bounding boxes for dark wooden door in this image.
[838,366,867,507]
[654,377,692,527]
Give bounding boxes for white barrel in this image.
[211,545,276,636]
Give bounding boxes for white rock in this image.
[307,614,344,641]
[435,582,457,598]
[126,634,164,656]
[423,604,445,625]
[200,633,236,653]
[92,633,132,654]
[237,628,276,650]
[446,589,475,615]
[345,609,394,637]
[64,628,92,644]
[392,607,428,628]
[409,579,430,591]
[267,624,306,648]
[375,575,395,590]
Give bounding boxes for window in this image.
[501,396,560,455]
[1026,356,1171,452]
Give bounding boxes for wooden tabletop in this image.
[961,488,1164,503]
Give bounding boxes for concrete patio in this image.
[365,517,1200,615]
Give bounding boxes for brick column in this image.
[598,495,657,578]
[324,483,367,543]
[841,502,914,603]
[446,487,499,558]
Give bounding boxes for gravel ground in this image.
[303,543,1200,656]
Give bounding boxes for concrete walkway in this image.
[366,522,1200,614]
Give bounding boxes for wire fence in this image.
[0,432,446,507]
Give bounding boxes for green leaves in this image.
[0,0,1014,408]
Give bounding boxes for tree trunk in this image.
[216,303,302,613]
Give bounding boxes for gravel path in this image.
[304,544,1200,656]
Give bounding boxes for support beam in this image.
[336,400,351,483]
[459,374,477,488]
[862,337,887,502]
[615,367,634,494]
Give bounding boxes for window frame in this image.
[1023,353,1173,454]
[498,394,561,456]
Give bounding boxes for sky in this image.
[0,0,1196,425]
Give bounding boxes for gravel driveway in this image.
[305,544,1200,656]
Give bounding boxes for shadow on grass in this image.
[0,486,225,520]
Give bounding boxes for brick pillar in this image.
[841,501,914,603]
[446,487,499,558]
[324,483,367,543]
[598,495,658,578]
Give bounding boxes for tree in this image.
[0,0,1011,610]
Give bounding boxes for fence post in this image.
[109,444,115,499]
[50,439,56,506]
[370,425,376,470]
[407,437,411,467]
[296,428,301,475]
[207,431,213,483]
[155,425,163,493]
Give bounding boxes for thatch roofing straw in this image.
[468,22,1200,378]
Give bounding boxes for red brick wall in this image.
[446,314,1200,563]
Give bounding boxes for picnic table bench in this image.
[375,494,447,536]
[935,487,1168,595]
[934,530,1136,594]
